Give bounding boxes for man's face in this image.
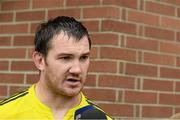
[41,32,90,97]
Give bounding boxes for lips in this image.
[66,77,81,84]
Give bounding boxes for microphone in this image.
[75,105,107,120]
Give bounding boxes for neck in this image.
[35,81,81,111]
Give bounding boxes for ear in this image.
[32,51,45,71]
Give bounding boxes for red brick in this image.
[102,0,138,9]
[99,103,133,116]
[48,9,80,20]
[16,11,45,21]
[137,51,143,63]
[32,0,64,8]
[161,16,180,30]
[9,86,29,95]
[175,107,180,113]
[145,26,174,41]
[138,25,143,36]
[160,93,180,105]
[125,91,157,104]
[99,75,135,89]
[177,32,180,42]
[89,60,117,73]
[139,0,145,10]
[160,42,180,55]
[83,88,116,101]
[11,61,36,71]
[0,12,13,22]
[144,52,175,66]
[0,48,26,58]
[67,0,100,6]
[0,97,6,100]
[91,33,118,45]
[30,22,39,33]
[162,0,180,6]
[142,106,172,118]
[85,75,96,87]
[0,86,8,96]
[143,79,173,91]
[26,74,39,84]
[13,35,34,46]
[176,82,180,92]
[100,47,136,61]
[82,20,99,32]
[121,8,127,20]
[1,0,30,11]
[0,61,9,70]
[175,63,180,75]
[178,8,180,17]
[89,47,98,59]
[160,67,180,79]
[146,1,175,16]
[102,20,137,35]
[119,62,125,74]
[27,48,34,59]
[126,63,157,77]
[0,73,24,84]
[0,24,28,34]
[128,10,159,26]
[126,36,158,51]
[83,7,120,19]
[0,37,11,46]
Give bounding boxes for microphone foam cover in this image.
[80,108,107,120]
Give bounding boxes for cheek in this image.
[51,61,68,70]
[82,62,90,73]
[45,63,64,77]
[86,60,90,69]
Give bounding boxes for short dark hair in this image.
[34,16,91,57]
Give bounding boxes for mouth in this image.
[65,77,83,89]
[66,77,82,84]
[67,78,79,83]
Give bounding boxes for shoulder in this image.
[0,89,29,112]
[0,89,28,106]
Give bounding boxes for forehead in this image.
[50,32,90,53]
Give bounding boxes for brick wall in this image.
[0,0,180,119]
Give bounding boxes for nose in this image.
[69,60,82,75]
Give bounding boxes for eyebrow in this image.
[57,51,90,57]
[82,52,91,56]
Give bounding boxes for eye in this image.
[80,55,89,61]
[60,56,72,61]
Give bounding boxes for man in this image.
[0,16,112,120]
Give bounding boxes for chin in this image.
[63,88,81,97]
[64,92,80,97]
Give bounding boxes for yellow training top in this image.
[0,85,112,120]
